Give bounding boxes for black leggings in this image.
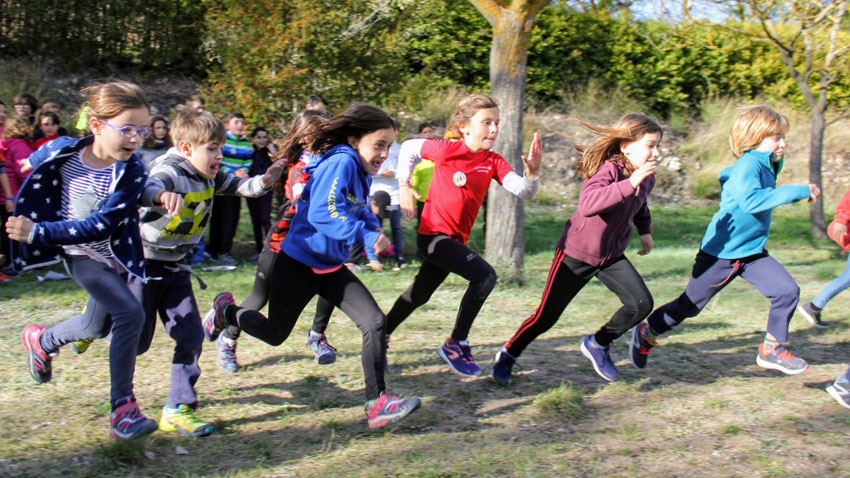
[385,234,497,341]
[228,252,386,400]
[231,249,334,339]
[505,249,653,357]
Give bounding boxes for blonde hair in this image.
[447,93,498,138]
[3,116,32,140]
[729,105,788,158]
[170,109,225,146]
[81,81,149,121]
[576,113,663,179]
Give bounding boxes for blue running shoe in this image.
[437,338,481,377]
[365,392,421,429]
[492,346,516,384]
[580,334,619,381]
[109,396,158,441]
[203,292,234,342]
[307,331,336,365]
[216,334,239,373]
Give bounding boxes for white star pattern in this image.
[68,227,77,236]
[32,183,41,189]
[127,260,134,268]
[30,212,37,219]
[15,257,23,264]
[113,240,120,246]
[33,250,41,256]
[117,203,126,209]
[135,177,143,183]
[128,238,133,245]
[95,222,105,231]
[52,179,58,186]
[45,198,50,204]
[38,227,44,235]
[33,174,41,180]
[17,197,24,203]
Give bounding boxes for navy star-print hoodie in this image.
[9,136,149,279]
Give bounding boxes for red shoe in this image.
[21,325,52,383]
[365,392,421,429]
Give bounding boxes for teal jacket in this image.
[700,149,810,259]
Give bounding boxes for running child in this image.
[493,113,660,383]
[630,105,820,375]
[9,81,158,440]
[203,105,420,428]
[389,93,542,378]
[131,109,284,436]
[798,188,850,327]
[217,110,341,372]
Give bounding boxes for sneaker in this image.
[492,347,516,384]
[629,322,657,369]
[437,338,482,377]
[393,259,408,271]
[364,392,421,429]
[307,332,336,365]
[109,396,158,441]
[798,302,828,328]
[158,404,213,437]
[216,334,239,373]
[579,334,619,381]
[21,325,52,384]
[71,338,94,355]
[826,376,850,409]
[216,253,239,266]
[0,271,9,283]
[203,292,234,342]
[756,344,808,375]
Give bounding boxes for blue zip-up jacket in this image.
[282,144,381,269]
[700,149,810,259]
[10,136,149,279]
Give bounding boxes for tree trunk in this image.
[809,109,828,238]
[484,9,537,283]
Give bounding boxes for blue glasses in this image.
[100,119,153,139]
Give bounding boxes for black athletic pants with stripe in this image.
[505,249,653,357]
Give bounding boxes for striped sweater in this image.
[220,132,253,174]
[139,147,271,262]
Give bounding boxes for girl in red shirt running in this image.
[390,93,542,377]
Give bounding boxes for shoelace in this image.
[776,348,796,361]
[317,337,337,353]
[221,341,237,361]
[459,345,475,364]
[116,406,143,430]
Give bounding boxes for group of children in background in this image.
[6,80,850,443]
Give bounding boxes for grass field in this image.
[2,202,849,477]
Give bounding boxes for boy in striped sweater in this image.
[207,112,253,264]
[132,109,284,436]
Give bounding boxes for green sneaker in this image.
[71,338,94,354]
[158,404,213,437]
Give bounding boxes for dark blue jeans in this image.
[130,260,205,409]
[647,250,800,342]
[40,255,144,407]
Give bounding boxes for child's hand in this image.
[400,185,416,221]
[261,160,286,188]
[5,198,13,213]
[808,183,821,202]
[372,232,391,255]
[20,158,33,173]
[637,234,654,255]
[410,188,423,201]
[629,160,657,188]
[381,169,394,178]
[367,259,384,272]
[522,132,543,179]
[233,169,249,179]
[157,191,184,216]
[6,215,34,242]
[834,222,847,242]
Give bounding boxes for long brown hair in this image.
[305,104,396,155]
[575,113,663,179]
[279,110,331,165]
